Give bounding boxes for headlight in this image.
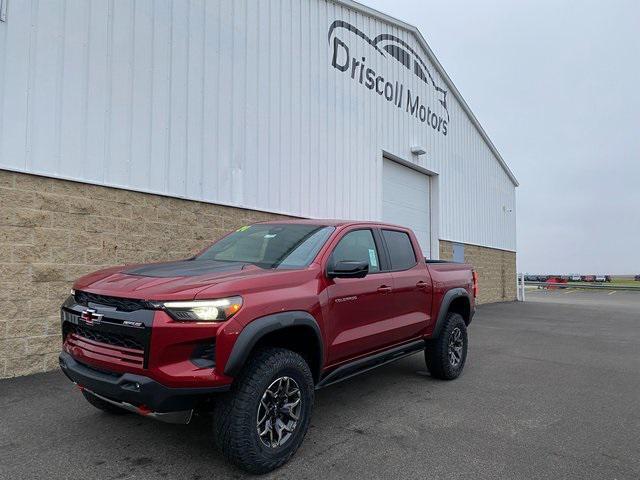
[161,297,243,322]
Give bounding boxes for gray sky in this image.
[365,0,640,275]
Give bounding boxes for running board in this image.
[316,340,425,390]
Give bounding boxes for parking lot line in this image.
[608,291,617,295]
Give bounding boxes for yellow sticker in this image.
[236,225,250,232]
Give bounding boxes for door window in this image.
[382,229,417,270]
[330,230,380,273]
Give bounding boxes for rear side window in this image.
[382,230,417,270]
[330,229,380,273]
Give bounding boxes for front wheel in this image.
[213,348,314,474]
[425,312,468,380]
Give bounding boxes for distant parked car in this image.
[524,275,538,282]
[605,275,612,282]
[546,277,567,288]
[537,275,549,282]
[635,275,640,282]
[595,276,606,282]
[582,275,596,282]
[570,275,582,282]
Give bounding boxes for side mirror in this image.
[327,260,369,279]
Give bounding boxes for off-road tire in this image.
[425,312,468,380]
[82,390,129,414]
[213,348,314,474]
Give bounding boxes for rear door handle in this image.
[377,285,392,294]
[416,281,429,289]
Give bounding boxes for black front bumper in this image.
[59,352,228,412]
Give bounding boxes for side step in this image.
[316,340,425,390]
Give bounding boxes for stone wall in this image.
[0,170,290,378]
[0,169,517,378]
[440,240,517,304]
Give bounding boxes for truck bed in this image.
[426,259,474,292]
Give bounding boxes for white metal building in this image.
[0,0,517,263]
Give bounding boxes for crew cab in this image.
[59,220,476,473]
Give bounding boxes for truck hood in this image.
[73,260,282,301]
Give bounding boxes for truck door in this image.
[324,228,395,364]
[381,228,433,338]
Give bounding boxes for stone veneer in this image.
[0,169,516,378]
[440,240,517,304]
[0,170,290,378]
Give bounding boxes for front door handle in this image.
[416,281,429,289]
[377,285,392,294]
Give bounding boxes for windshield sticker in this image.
[368,249,378,267]
[236,225,250,232]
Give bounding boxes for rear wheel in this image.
[213,348,314,474]
[425,312,468,380]
[82,390,129,415]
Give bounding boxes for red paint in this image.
[137,405,152,415]
[67,220,474,390]
[472,271,479,298]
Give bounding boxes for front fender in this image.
[223,311,323,378]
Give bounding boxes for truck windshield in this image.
[195,224,335,269]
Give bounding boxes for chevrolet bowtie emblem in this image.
[80,308,103,326]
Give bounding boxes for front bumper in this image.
[59,351,229,413]
[60,295,233,388]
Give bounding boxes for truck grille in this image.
[74,291,151,312]
[65,332,145,367]
[61,309,151,368]
[64,322,144,351]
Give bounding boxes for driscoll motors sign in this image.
[328,20,450,136]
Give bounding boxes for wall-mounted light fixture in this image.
[410,146,426,156]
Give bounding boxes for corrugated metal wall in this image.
[0,0,516,251]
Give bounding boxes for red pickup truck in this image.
[59,220,476,473]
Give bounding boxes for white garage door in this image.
[382,158,431,255]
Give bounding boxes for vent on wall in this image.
[0,0,6,22]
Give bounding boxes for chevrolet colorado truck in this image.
[59,220,476,473]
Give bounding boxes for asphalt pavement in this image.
[1,291,639,479]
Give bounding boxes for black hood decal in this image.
[123,260,248,278]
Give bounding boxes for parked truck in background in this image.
[58,220,477,473]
